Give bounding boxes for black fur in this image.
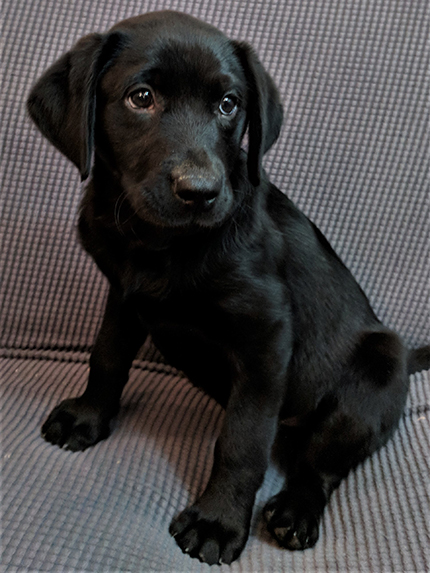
[27,11,430,565]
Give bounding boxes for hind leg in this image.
[264,414,359,550]
[265,331,409,550]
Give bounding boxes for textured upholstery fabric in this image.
[1,0,429,571]
[1,358,429,572]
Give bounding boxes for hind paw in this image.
[263,490,322,550]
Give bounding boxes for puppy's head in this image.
[27,11,283,229]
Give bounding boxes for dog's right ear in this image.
[27,32,125,181]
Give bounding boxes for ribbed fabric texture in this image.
[1,0,429,571]
[1,358,429,572]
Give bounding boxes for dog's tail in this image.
[407,345,430,375]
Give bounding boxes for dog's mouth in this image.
[119,173,234,231]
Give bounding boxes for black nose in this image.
[172,170,221,207]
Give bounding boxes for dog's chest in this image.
[133,286,223,335]
[121,241,288,338]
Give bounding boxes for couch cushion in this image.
[1,356,429,571]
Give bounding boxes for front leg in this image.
[170,330,290,565]
[42,287,147,451]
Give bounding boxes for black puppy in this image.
[27,10,429,566]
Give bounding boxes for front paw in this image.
[41,397,111,451]
[169,504,250,565]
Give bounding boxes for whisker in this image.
[114,192,128,235]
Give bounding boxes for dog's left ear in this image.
[233,42,283,186]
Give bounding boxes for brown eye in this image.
[219,95,238,116]
[127,88,154,110]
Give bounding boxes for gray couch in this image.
[1,0,429,571]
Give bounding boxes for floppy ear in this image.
[27,32,124,180]
[233,42,283,186]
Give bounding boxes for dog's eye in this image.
[219,95,238,116]
[127,88,154,110]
